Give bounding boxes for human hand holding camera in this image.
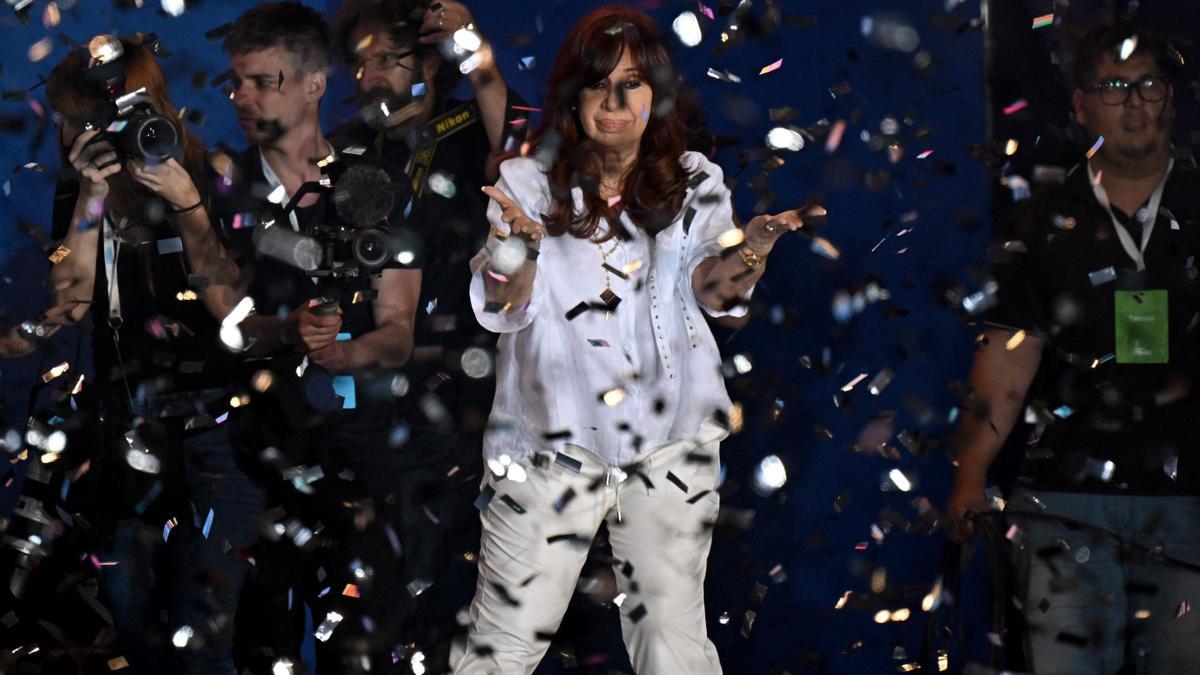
[67,128,121,199]
[285,298,343,353]
[129,157,201,212]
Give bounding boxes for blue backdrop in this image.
[0,1,995,672]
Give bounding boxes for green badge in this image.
[1115,290,1168,364]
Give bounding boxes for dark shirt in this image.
[328,90,527,431]
[62,169,240,419]
[987,158,1200,494]
[210,146,420,429]
[50,171,234,527]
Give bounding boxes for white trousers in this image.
[452,425,725,674]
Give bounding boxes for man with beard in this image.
[327,0,526,666]
[945,24,1200,674]
[210,3,424,673]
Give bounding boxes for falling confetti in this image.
[672,11,702,47]
[705,67,741,84]
[1003,98,1029,115]
[27,36,53,62]
[758,58,783,75]
[1031,14,1054,29]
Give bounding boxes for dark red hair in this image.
[533,5,692,240]
[46,36,208,225]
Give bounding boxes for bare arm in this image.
[308,268,422,374]
[465,54,509,152]
[420,0,509,151]
[945,327,1043,541]
[692,254,766,314]
[48,192,100,328]
[129,158,243,322]
[2,183,103,360]
[692,208,812,314]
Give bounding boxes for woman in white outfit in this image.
[455,5,812,673]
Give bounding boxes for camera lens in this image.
[129,113,180,162]
[352,228,391,270]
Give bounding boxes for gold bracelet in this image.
[738,245,766,269]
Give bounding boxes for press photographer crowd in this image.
[0,0,807,671]
[2,0,1199,674]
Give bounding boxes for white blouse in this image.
[470,151,751,465]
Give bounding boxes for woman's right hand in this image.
[67,129,121,199]
[482,185,546,248]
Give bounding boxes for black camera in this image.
[328,162,414,273]
[82,34,182,163]
[260,157,419,280]
[84,90,181,164]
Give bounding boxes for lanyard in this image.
[1088,158,1173,272]
[101,214,122,326]
[101,214,138,409]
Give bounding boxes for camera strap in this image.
[405,100,481,198]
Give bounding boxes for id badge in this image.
[1114,290,1168,364]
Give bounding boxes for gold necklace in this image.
[596,237,622,319]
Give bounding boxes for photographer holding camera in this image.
[12,34,267,674]
[208,4,424,672]
[326,0,528,663]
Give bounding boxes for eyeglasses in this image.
[353,50,416,74]
[1084,75,1170,105]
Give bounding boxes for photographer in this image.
[210,4,423,672]
[20,34,265,674]
[327,0,527,662]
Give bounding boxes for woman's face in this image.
[577,49,653,153]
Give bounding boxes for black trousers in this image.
[232,414,481,674]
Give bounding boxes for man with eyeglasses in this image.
[325,0,526,668]
[946,23,1200,674]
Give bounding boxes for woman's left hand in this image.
[128,157,201,212]
[743,204,827,254]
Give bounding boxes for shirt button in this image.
[623,342,634,354]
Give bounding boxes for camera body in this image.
[87,89,182,164]
[82,34,182,164]
[275,157,420,280]
[110,96,180,163]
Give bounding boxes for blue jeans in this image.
[1008,488,1200,675]
[99,421,264,675]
